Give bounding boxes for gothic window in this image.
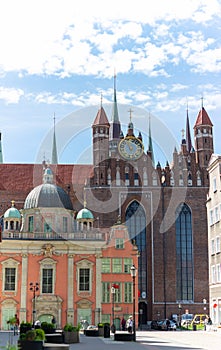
[107,169,111,186]
[125,201,147,303]
[152,171,157,186]
[176,203,193,301]
[143,168,148,186]
[116,167,120,186]
[125,166,129,186]
[197,171,201,186]
[187,172,192,186]
[170,170,175,186]
[134,168,139,186]
[179,171,184,186]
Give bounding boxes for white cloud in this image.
[0,87,24,104]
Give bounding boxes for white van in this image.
[181,313,194,326]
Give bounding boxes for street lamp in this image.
[29,282,39,326]
[130,264,137,342]
[111,286,116,333]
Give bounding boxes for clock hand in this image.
[126,140,133,151]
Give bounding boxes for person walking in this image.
[14,314,19,335]
[121,317,126,331]
[126,315,133,333]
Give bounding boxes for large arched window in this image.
[125,201,147,300]
[176,203,193,301]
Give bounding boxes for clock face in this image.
[118,137,144,160]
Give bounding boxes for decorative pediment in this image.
[76,259,94,268]
[1,258,20,267]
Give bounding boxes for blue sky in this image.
[0,0,221,166]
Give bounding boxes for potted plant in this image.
[19,321,32,334]
[40,321,55,334]
[98,323,104,336]
[63,323,80,343]
[18,328,45,350]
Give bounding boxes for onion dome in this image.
[4,200,21,219]
[76,208,94,220]
[24,166,73,210]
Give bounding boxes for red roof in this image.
[93,106,110,126]
[194,107,213,128]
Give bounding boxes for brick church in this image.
[0,77,213,328]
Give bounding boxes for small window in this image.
[124,258,133,273]
[102,282,110,302]
[28,216,34,232]
[215,207,219,223]
[4,267,16,291]
[112,258,122,273]
[79,268,90,291]
[210,210,214,226]
[213,177,217,192]
[124,282,132,303]
[211,239,215,255]
[116,239,124,249]
[211,265,216,283]
[63,217,68,233]
[42,268,53,293]
[216,237,220,253]
[217,264,221,283]
[102,258,111,273]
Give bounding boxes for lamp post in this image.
[111,286,116,333]
[130,264,137,342]
[29,282,39,326]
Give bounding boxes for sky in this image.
[0,0,221,166]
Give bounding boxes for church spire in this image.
[0,131,3,163]
[148,114,155,166]
[109,71,121,140]
[186,102,192,153]
[51,113,58,164]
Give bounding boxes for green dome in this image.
[4,206,21,219]
[76,208,94,220]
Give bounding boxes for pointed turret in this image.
[51,114,58,164]
[92,97,110,186]
[186,106,192,153]
[0,132,3,163]
[193,98,213,169]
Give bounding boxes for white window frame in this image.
[216,264,221,283]
[210,210,214,226]
[1,258,19,294]
[211,239,215,255]
[40,258,57,294]
[211,265,216,284]
[213,177,217,192]
[216,236,220,254]
[76,259,93,294]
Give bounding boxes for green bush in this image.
[63,323,81,332]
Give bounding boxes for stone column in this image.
[20,254,28,322]
[67,254,74,324]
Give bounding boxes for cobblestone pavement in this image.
[1,329,221,350]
